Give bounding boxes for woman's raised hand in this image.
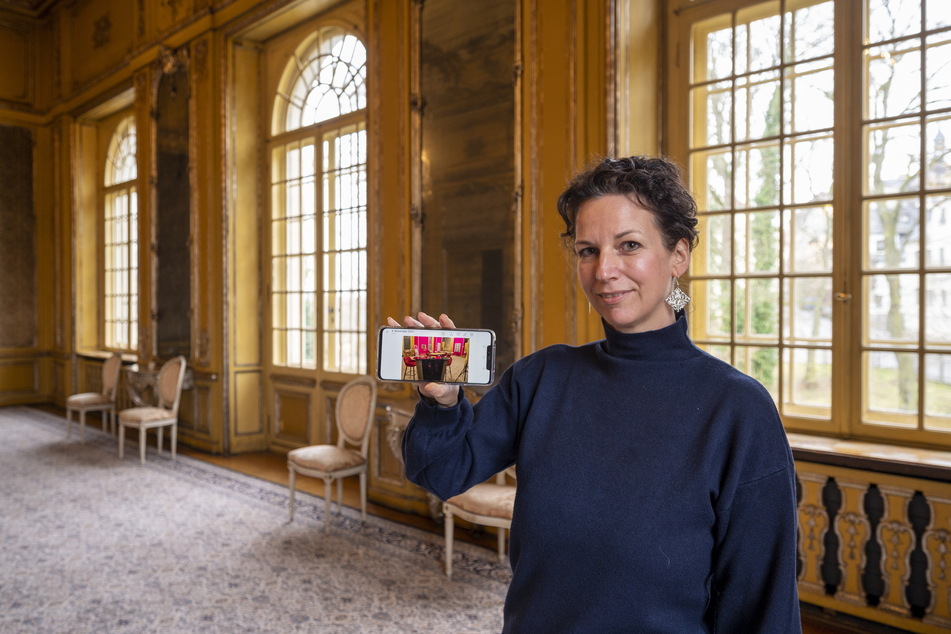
[385,312,459,407]
[386,312,456,330]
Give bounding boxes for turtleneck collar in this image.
[598,310,698,362]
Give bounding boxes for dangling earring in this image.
[666,277,691,312]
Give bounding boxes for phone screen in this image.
[376,327,496,385]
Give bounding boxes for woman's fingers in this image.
[386,312,456,330]
[419,382,459,407]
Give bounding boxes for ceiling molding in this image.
[0,0,62,19]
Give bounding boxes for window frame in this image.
[663,0,951,449]
[98,112,139,354]
[265,25,370,378]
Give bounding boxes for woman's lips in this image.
[597,290,631,305]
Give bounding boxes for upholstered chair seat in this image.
[443,467,517,579]
[446,482,517,519]
[288,445,365,473]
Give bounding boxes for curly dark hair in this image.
[556,156,700,252]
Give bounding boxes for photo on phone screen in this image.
[376,327,496,386]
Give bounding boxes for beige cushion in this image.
[66,393,113,408]
[119,407,176,424]
[288,445,365,472]
[447,483,516,519]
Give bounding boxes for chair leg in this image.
[445,509,455,579]
[497,528,506,562]
[79,410,86,443]
[118,423,125,459]
[171,423,177,461]
[323,477,332,534]
[288,468,296,521]
[337,478,344,515]
[157,426,163,455]
[140,427,146,464]
[359,472,367,522]
[66,408,72,440]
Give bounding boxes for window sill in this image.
[789,432,951,483]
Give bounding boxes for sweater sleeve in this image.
[710,465,802,633]
[401,371,520,501]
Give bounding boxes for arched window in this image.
[270,28,368,373]
[103,116,138,351]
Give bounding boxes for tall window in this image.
[103,116,138,351]
[270,28,368,373]
[669,0,951,446]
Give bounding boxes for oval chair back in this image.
[102,352,123,401]
[156,356,187,415]
[335,375,378,457]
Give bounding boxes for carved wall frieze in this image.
[92,13,110,48]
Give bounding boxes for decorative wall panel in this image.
[0,21,33,103]
[67,0,134,91]
[0,125,35,349]
[796,461,951,633]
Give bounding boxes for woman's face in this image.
[574,194,689,334]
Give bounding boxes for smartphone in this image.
[376,327,496,386]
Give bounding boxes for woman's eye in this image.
[620,241,640,252]
[576,247,596,258]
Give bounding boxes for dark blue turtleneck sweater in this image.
[403,315,801,633]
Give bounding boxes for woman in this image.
[391,156,801,632]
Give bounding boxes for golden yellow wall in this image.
[0,0,621,451]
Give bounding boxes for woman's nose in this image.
[595,252,620,279]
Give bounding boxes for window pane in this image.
[925,117,951,189]
[734,210,780,274]
[865,274,920,345]
[925,353,951,431]
[926,195,951,267]
[867,0,921,43]
[735,8,780,74]
[866,121,922,195]
[735,277,780,338]
[784,277,833,343]
[736,72,780,142]
[691,150,733,211]
[784,206,833,273]
[735,143,780,209]
[926,33,951,111]
[692,279,733,341]
[867,44,921,119]
[925,273,951,346]
[928,1,951,30]
[865,350,919,426]
[784,61,834,134]
[783,347,832,416]
[786,1,834,61]
[697,214,732,275]
[704,25,734,81]
[736,345,779,398]
[783,135,834,204]
[865,198,921,270]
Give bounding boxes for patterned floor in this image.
[0,406,510,633]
